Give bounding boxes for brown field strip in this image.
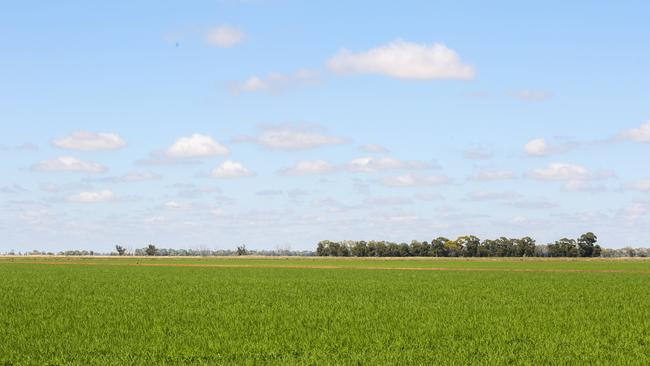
[1,260,649,274]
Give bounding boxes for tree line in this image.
[2,246,315,257]
[316,232,603,257]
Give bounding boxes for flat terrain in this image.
[1,257,649,365]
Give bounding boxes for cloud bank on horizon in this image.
[0,1,649,251]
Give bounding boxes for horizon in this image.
[2,1,650,252]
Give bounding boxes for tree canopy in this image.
[316,233,602,258]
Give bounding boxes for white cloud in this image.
[618,121,650,143]
[382,173,449,187]
[237,124,345,151]
[359,144,390,153]
[211,161,253,178]
[469,170,516,181]
[68,190,115,203]
[509,90,553,101]
[524,138,549,156]
[166,134,229,158]
[529,163,591,181]
[280,160,336,176]
[625,180,650,192]
[327,40,474,80]
[524,138,573,157]
[529,162,612,191]
[348,156,434,173]
[230,69,319,94]
[32,156,106,173]
[53,131,126,151]
[206,25,245,47]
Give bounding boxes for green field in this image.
[1,257,649,365]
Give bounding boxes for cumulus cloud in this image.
[166,134,229,158]
[68,190,115,203]
[348,156,434,173]
[618,121,650,143]
[528,162,612,191]
[230,69,319,94]
[53,131,126,151]
[327,40,474,80]
[211,161,253,178]
[382,173,449,187]
[469,170,516,181]
[529,163,591,181]
[206,25,245,47]
[32,156,106,173]
[236,124,345,151]
[280,160,336,176]
[524,138,573,157]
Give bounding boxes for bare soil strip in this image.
[0,260,648,274]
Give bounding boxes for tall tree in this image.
[444,239,463,257]
[578,232,598,257]
[515,237,536,257]
[457,236,482,257]
[145,244,157,256]
[351,241,369,257]
[430,237,449,257]
[115,245,126,256]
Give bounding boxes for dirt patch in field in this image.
[1,260,648,274]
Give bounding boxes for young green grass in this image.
[1,258,649,365]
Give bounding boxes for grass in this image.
[1,257,649,365]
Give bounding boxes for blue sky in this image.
[1,1,649,251]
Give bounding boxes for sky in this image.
[1,1,649,252]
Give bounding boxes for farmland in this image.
[1,257,649,365]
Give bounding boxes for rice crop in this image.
[1,257,649,365]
